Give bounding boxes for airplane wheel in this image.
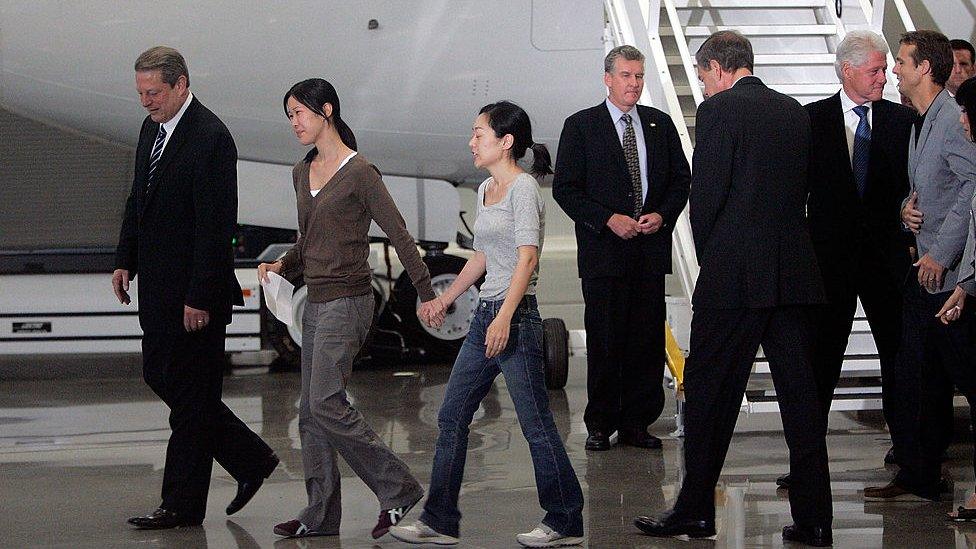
[393,254,482,362]
[543,318,569,389]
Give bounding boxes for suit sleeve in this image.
[552,117,614,234]
[929,121,976,269]
[114,119,149,276]
[185,128,238,312]
[362,167,436,302]
[655,115,691,229]
[689,99,733,253]
[958,213,976,295]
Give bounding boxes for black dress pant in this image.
[142,324,274,521]
[894,278,976,496]
[673,305,832,528]
[581,274,666,434]
[811,249,921,460]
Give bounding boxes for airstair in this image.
[603,0,918,416]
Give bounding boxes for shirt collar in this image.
[162,91,193,135]
[605,97,636,124]
[840,88,871,114]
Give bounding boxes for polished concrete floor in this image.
[2,354,976,548]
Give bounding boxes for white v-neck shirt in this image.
[310,152,358,197]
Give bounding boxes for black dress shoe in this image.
[227,453,280,515]
[585,432,612,451]
[127,508,201,529]
[618,429,662,449]
[776,473,792,490]
[782,524,832,547]
[634,510,715,538]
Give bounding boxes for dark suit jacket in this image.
[690,77,825,309]
[552,102,690,277]
[806,93,915,290]
[115,97,243,332]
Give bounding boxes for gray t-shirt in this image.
[473,173,545,300]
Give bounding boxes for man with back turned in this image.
[634,31,833,547]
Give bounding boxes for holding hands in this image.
[419,296,447,328]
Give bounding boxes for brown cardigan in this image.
[279,153,435,303]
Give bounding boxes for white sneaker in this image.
[388,520,459,545]
[516,523,584,547]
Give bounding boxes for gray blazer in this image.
[907,89,976,293]
[958,197,976,295]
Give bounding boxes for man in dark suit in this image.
[774,31,916,490]
[553,45,690,452]
[635,31,833,546]
[112,46,278,529]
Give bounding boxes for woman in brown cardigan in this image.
[258,78,441,540]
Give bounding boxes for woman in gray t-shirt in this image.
[390,102,584,547]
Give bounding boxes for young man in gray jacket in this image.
[865,30,976,502]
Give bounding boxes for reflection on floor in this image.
[1,354,975,548]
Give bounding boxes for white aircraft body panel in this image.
[0,1,605,184]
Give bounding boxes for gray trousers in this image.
[298,294,424,531]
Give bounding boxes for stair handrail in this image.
[604,0,701,299]
[863,0,916,34]
[662,0,706,107]
[847,0,916,102]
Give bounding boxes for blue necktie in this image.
[852,105,871,198]
[147,125,167,187]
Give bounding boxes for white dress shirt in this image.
[605,98,648,201]
[840,90,873,164]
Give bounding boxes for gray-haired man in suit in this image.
[865,30,976,502]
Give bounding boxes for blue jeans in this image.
[419,295,584,538]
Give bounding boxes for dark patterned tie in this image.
[147,124,167,187]
[621,113,643,218]
[852,105,871,198]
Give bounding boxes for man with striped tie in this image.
[553,45,690,452]
[113,46,278,530]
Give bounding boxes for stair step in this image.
[672,0,826,7]
[662,24,837,37]
[667,53,836,65]
[754,355,881,374]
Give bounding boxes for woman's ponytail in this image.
[529,142,553,178]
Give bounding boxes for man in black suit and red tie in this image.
[634,31,833,546]
[112,46,278,529]
[774,31,916,491]
[553,45,690,452]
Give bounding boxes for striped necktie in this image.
[147,125,167,186]
[852,105,871,198]
[621,113,643,218]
